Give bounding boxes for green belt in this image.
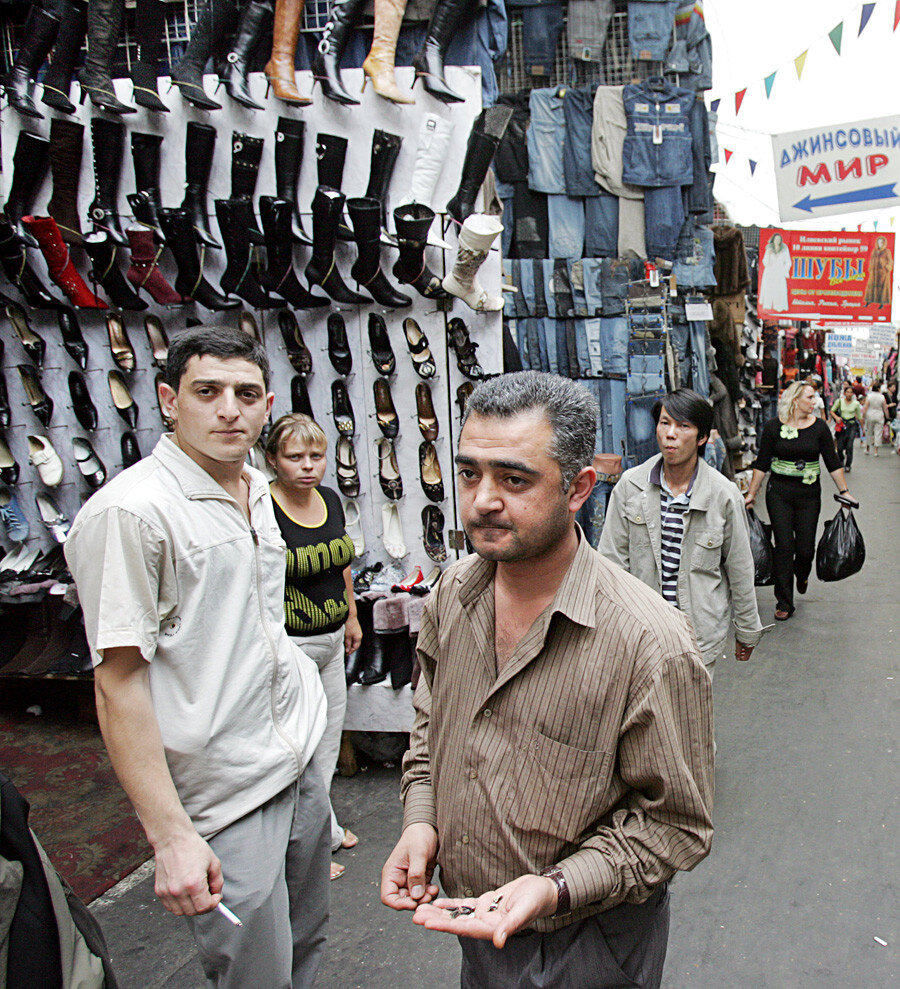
[771,458,820,484]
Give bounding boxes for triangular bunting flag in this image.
[764,72,776,98]
[895,1,900,31]
[859,3,875,35]
[829,22,843,54]
[873,220,879,230]
[724,149,733,164]
[795,51,808,78]
[735,88,747,114]
[749,160,757,175]
[891,217,896,227]
[857,223,863,231]
[710,98,721,112]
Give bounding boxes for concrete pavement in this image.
[91,447,899,987]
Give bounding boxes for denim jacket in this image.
[622,78,696,187]
[598,454,763,665]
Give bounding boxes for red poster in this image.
[757,228,894,323]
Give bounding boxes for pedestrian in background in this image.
[861,381,888,457]
[745,380,857,622]
[830,382,863,472]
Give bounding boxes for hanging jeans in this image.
[568,0,614,62]
[673,217,716,288]
[766,475,821,613]
[512,0,565,77]
[626,394,662,462]
[600,257,646,315]
[628,338,667,394]
[644,184,686,262]
[595,377,628,456]
[628,1,679,61]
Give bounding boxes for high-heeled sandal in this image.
[6,303,45,366]
[403,318,436,378]
[419,441,444,502]
[377,437,403,500]
[416,382,438,441]
[336,436,360,498]
[279,309,312,376]
[374,378,399,438]
[107,312,136,372]
[422,504,448,562]
[447,317,485,379]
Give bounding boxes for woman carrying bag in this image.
[745,380,858,621]
[829,381,863,472]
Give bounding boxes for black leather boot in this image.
[88,118,128,246]
[127,132,165,242]
[40,0,88,113]
[446,106,513,225]
[275,117,312,244]
[157,208,241,311]
[215,198,274,310]
[346,597,373,684]
[392,204,450,299]
[364,129,403,238]
[359,628,391,685]
[232,132,265,245]
[182,122,221,250]
[412,0,479,104]
[47,118,84,245]
[313,0,367,106]
[219,0,273,109]
[259,198,329,309]
[0,218,59,309]
[77,0,136,113]
[387,631,414,689]
[305,188,371,305]
[129,0,168,111]
[4,131,50,248]
[2,4,61,118]
[315,134,354,241]
[171,0,239,110]
[347,198,411,308]
[82,233,147,312]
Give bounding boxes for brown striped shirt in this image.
[401,530,714,932]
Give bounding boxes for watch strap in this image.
[539,865,571,916]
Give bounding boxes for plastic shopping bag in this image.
[815,507,865,582]
[746,507,774,586]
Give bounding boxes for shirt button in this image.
[635,515,642,522]
[464,887,474,896]
[468,770,478,780]
[483,709,492,718]
[461,835,470,844]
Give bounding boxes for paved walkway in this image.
[91,446,899,987]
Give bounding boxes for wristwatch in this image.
[539,866,571,916]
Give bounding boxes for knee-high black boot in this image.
[412,0,479,104]
[127,132,165,242]
[82,234,148,312]
[232,132,266,245]
[47,118,84,245]
[88,118,128,246]
[364,129,403,240]
[347,198,411,308]
[392,204,450,299]
[315,134,354,241]
[78,0,136,113]
[2,3,62,118]
[171,0,239,110]
[181,122,221,250]
[0,218,60,309]
[259,198,329,309]
[4,131,50,248]
[446,106,513,225]
[157,208,241,311]
[219,0,273,110]
[216,199,274,310]
[130,0,169,111]
[305,188,371,305]
[313,0,367,106]
[40,0,88,114]
[275,117,312,244]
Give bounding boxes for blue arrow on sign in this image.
[793,183,898,212]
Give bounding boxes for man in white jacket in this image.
[598,388,762,678]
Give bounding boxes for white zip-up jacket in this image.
[66,435,326,838]
[598,454,762,665]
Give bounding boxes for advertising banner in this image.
[757,228,894,323]
[772,115,900,221]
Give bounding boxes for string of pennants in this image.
[713,0,900,178]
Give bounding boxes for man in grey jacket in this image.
[598,389,762,678]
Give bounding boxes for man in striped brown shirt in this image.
[381,372,714,988]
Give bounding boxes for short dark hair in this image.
[653,389,714,452]
[165,325,271,391]
[855,376,863,383]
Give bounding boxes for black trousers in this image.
[835,422,857,469]
[766,475,821,612]
[460,883,670,989]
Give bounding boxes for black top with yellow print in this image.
[272,485,355,636]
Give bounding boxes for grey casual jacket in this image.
[598,454,762,665]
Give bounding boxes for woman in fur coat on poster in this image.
[759,233,792,312]
[863,236,893,307]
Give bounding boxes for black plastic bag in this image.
[746,507,774,586]
[816,507,865,582]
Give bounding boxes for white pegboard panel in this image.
[0,66,501,575]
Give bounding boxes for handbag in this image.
[882,421,891,443]
[833,416,844,433]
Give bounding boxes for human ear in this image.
[567,467,597,513]
[157,381,178,420]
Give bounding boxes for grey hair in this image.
[462,371,598,489]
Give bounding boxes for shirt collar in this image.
[151,433,268,506]
[650,455,698,498]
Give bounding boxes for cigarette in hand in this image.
[216,902,243,927]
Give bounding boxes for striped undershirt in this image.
[654,460,697,606]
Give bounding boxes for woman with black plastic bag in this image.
[744,381,858,621]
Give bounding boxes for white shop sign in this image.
[772,115,900,221]
[867,324,898,347]
[825,332,854,356]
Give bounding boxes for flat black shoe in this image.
[121,430,142,467]
[374,378,399,438]
[291,375,314,417]
[327,312,352,375]
[57,306,88,368]
[377,438,403,500]
[368,313,395,376]
[422,505,448,562]
[72,437,106,488]
[68,371,98,431]
[279,309,312,375]
[0,434,19,485]
[336,436,360,497]
[17,365,53,426]
[796,579,808,595]
[331,380,355,436]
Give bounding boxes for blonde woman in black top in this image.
[745,381,858,620]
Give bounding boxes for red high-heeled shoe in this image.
[20,215,106,309]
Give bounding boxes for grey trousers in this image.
[460,883,669,989]
[187,759,331,988]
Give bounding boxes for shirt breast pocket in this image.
[691,529,723,573]
[624,508,652,555]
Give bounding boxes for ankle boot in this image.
[265,0,312,105]
[442,214,503,312]
[128,132,165,241]
[157,208,240,311]
[4,131,50,248]
[347,198,411,308]
[47,118,84,245]
[21,216,107,309]
[78,0,136,113]
[316,134,355,241]
[363,0,415,105]
[2,5,61,118]
[259,197,329,309]
[83,233,147,311]
[182,122,221,250]
[40,0,88,114]
[215,199,274,310]
[359,629,391,684]
[219,0,272,110]
[365,129,403,239]
[171,0,240,110]
[392,204,450,299]
[327,312,353,375]
[446,106,513,225]
[129,0,169,111]
[345,597,372,684]
[126,227,187,306]
[401,113,454,248]
[412,0,478,104]
[88,118,128,246]
[232,132,265,245]
[275,117,312,244]
[313,0,366,106]
[0,218,59,309]
[305,188,371,305]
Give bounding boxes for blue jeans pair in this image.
[673,217,715,288]
[599,257,646,315]
[668,298,710,396]
[547,195,618,258]
[628,1,679,62]
[588,378,628,456]
[628,338,666,395]
[511,1,564,78]
[644,184,685,261]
